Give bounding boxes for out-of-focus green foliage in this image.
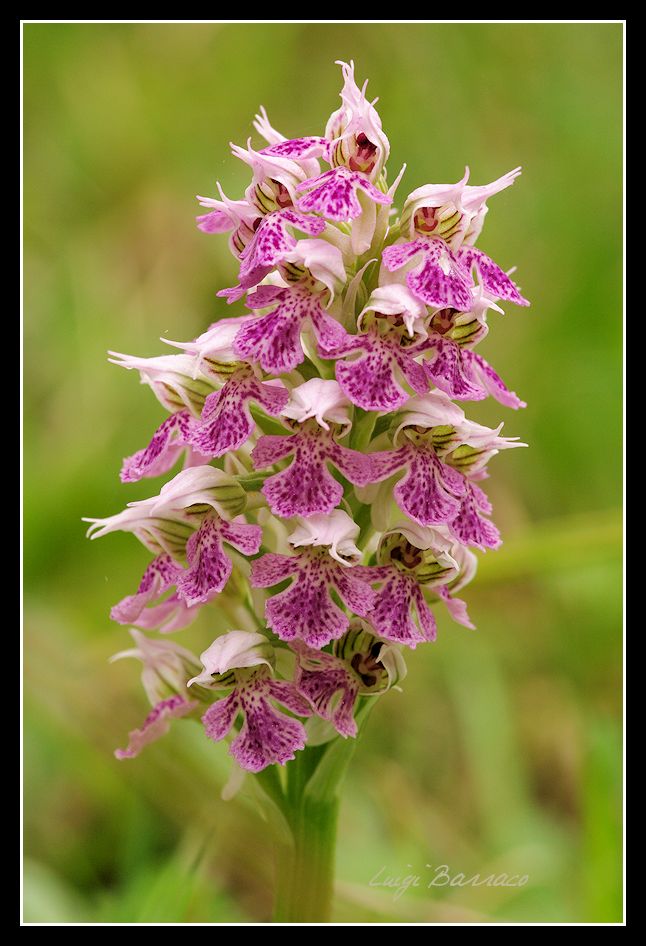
[24,22,622,923]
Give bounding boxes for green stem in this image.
[349,407,378,453]
[356,502,375,549]
[268,704,375,922]
[271,746,339,923]
[273,796,339,921]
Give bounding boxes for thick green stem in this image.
[271,745,340,923]
[273,794,339,922]
[260,697,375,921]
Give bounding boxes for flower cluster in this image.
[86,61,528,774]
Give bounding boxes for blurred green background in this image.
[23,22,622,923]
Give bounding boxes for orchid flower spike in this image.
[86,60,529,779]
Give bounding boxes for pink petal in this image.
[251,552,301,587]
[361,445,411,483]
[176,516,233,605]
[254,426,374,519]
[297,167,390,221]
[120,411,199,483]
[219,519,263,557]
[467,351,526,409]
[130,593,203,634]
[110,554,184,625]
[267,679,314,717]
[244,284,285,307]
[326,441,384,487]
[435,585,475,630]
[189,369,289,457]
[423,336,489,402]
[236,284,351,373]
[394,444,467,527]
[202,690,241,741]
[331,566,377,615]
[237,209,325,289]
[217,283,249,305]
[308,304,352,354]
[333,330,428,412]
[450,480,501,550]
[261,137,330,161]
[251,432,299,468]
[294,645,359,738]
[254,430,343,518]
[255,553,375,648]
[265,569,348,646]
[383,238,474,311]
[407,249,473,311]
[231,681,308,772]
[382,239,429,272]
[235,285,316,373]
[196,210,234,233]
[359,566,437,648]
[115,695,197,759]
[262,456,344,521]
[458,246,529,306]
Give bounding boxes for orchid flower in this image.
[85,60,530,924]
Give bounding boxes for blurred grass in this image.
[24,22,622,923]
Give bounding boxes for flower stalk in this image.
[273,748,340,922]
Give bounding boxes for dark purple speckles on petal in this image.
[293,645,359,737]
[423,336,490,402]
[394,443,466,527]
[332,328,428,411]
[252,550,376,648]
[110,553,184,625]
[202,671,309,772]
[458,246,529,306]
[231,690,307,772]
[253,425,374,519]
[383,238,474,311]
[261,136,330,161]
[449,480,501,550]
[237,209,325,289]
[189,367,289,458]
[297,167,391,221]
[250,551,301,588]
[120,411,199,483]
[356,565,436,648]
[175,515,262,606]
[202,690,241,742]
[422,336,526,408]
[234,284,349,374]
